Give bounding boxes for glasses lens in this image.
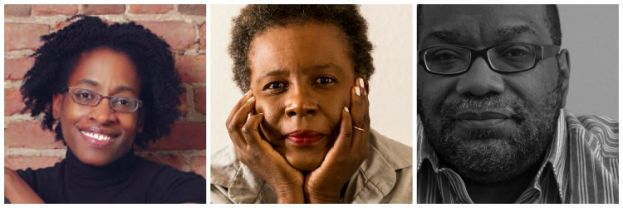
[110,97,140,112]
[424,46,470,74]
[489,43,537,71]
[70,88,100,105]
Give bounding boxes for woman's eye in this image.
[77,91,95,100]
[315,77,336,85]
[263,81,288,93]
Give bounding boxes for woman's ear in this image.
[137,109,145,133]
[52,94,64,119]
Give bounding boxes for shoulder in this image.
[16,160,65,190]
[369,129,412,169]
[133,156,206,203]
[210,144,241,189]
[563,110,618,158]
[210,145,264,203]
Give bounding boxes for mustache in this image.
[438,95,526,123]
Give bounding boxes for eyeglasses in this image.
[66,87,142,113]
[419,43,560,75]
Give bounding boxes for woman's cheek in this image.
[255,98,282,140]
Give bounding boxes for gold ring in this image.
[354,126,365,132]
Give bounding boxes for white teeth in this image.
[80,131,112,141]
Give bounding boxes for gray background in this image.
[560,5,618,119]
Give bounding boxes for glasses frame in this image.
[65,87,143,113]
[418,43,561,75]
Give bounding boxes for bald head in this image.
[417,4,561,47]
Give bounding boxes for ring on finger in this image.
[354,126,365,132]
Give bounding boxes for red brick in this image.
[147,122,206,150]
[194,87,205,115]
[5,121,65,149]
[191,155,205,177]
[5,156,63,170]
[128,4,173,14]
[138,21,195,50]
[5,23,49,51]
[140,153,185,171]
[175,55,205,83]
[5,5,31,16]
[178,4,205,16]
[83,4,125,15]
[178,91,188,117]
[32,5,77,16]
[5,88,25,116]
[5,57,34,81]
[199,23,206,50]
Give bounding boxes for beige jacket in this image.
[211,129,412,203]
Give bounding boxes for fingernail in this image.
[358,78,365,88]
[344,106,349,112]
[355,86,361,96]
[247,96,255,102]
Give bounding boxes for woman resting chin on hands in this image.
[211,5,412,204]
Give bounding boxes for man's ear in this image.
[557,49,570,107]
[52,94,64,119]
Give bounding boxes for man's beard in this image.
[418,81,564,183]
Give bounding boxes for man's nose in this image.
[284,85,318,117]
[455,57,505,96]
[88,99,118,125]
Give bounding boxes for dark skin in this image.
[226,22,370,203]
[418,5,570,203]
[4,48,142,203]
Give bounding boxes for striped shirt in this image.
[417,109,619,203]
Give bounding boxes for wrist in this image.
[273,183,304,203]
[305,186,342,203]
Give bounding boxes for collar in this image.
[65,148,137,186]
[417,109,569,201]
[213,129,411,203]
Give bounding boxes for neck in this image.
[464,164,540,203]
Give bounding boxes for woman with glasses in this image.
[4,16,206,203]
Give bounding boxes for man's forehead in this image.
[418,5,551,46]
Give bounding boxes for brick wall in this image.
[4,4,206,178]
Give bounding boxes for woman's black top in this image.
[13,150,206,203]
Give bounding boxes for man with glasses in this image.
[417,5,618,203]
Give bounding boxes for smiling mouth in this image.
[79,129,119,148]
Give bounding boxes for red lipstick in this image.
[286,130,324,146]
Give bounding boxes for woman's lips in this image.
[78,128,119,148]
[285,130,325,147]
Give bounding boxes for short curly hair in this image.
[229,5,374,92]
[21,15,184,148]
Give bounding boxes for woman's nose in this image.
[284,86,318,117]
[87,99,118,125]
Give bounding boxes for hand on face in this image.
[227,78,370,203]
[304,78,370,203]
[226,91,305,203]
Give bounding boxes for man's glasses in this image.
[419,43,560,75]
[66,87,142,113]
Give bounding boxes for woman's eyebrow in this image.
[110,85,139,96]
[73,79,138,95]
[260,69,288,78]
[75,79,99,87]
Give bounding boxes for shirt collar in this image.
[417,109,569,201]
